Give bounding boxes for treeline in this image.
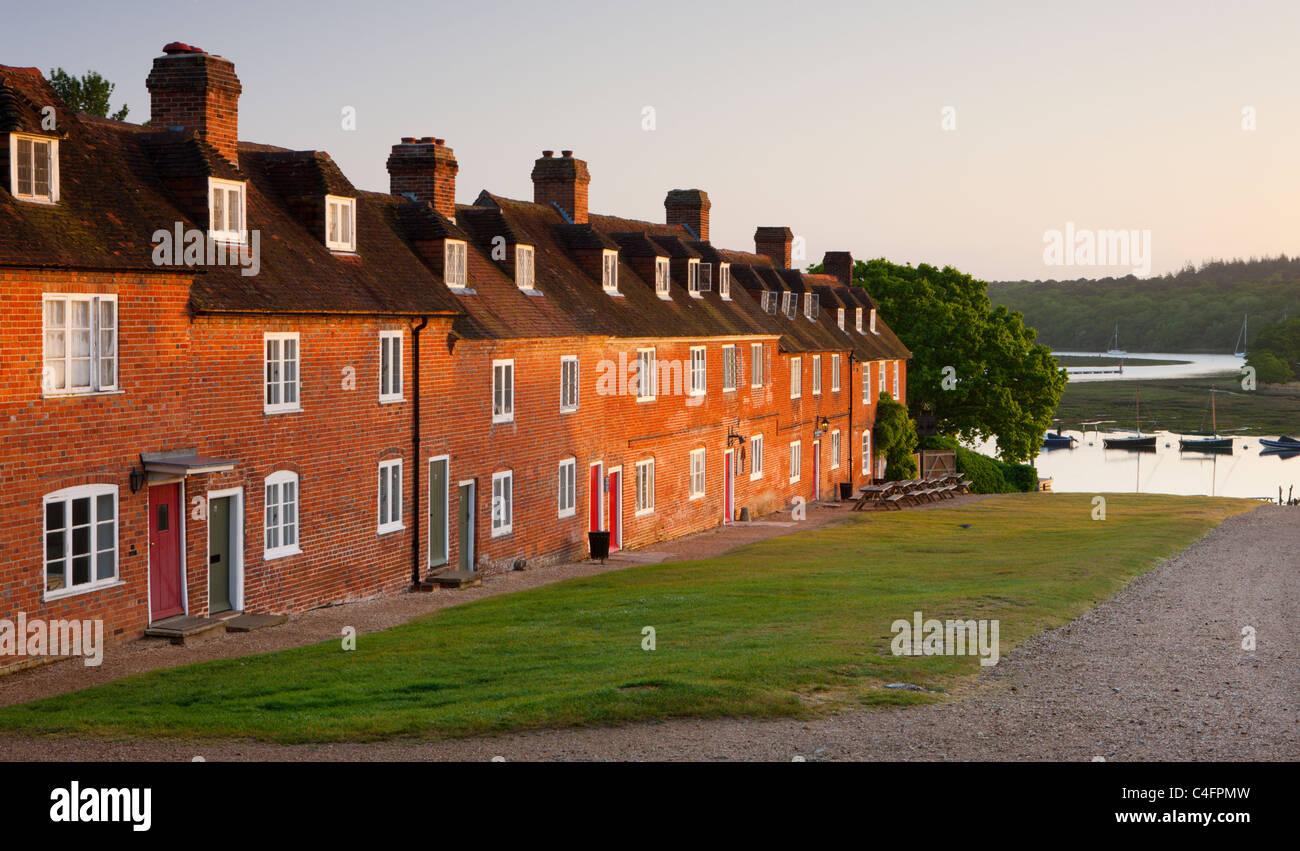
[989,256,1300,353]
[1247,316,1300,383]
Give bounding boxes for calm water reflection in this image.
[1055,351,1246,383]
[1022,432,1297,500]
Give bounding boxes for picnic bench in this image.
[850,475,972,510]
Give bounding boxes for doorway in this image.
[589,462,604,533]
[148,482,184,620]
[723,449,735,523]
[457,479,476,571]
[812,440,821,501]
[607,467,622,552]
[429,457,449,568]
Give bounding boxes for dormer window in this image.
[837,308,845,330]
[325,195,356,252]
[782,292,798,320]
[804,293,819,320]
[445,240,468,289]
[687,259,702,297]
[602,250,619,294]
[856,308,864,333]
[10,134,58,202]
[654,257,671,299]
[515,244,536,292]
[208,178,247,244]
[719,263,731,300]
[761,291,778,315]
[870,308,878,334]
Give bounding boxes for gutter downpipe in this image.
[411,316,428,587]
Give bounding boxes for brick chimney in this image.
[532,150,590,224]
[754,227,793,269]
[665,189,710,242]
[823,251,853,285]
[387,137,459,220]
[146,42,242,165]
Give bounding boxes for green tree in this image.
[49,68,130,121]
[873,392,918,480]
[827,259,1066,464]
[1246,350,1294,384]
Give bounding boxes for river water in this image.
[969,352,1298,500]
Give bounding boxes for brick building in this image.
[0,44,909,656]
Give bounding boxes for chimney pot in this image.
[665,188,711,243]
[561,150,573,158]
[387,136,459,219]
[532,150,591,224]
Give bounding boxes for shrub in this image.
[875,392,919,480]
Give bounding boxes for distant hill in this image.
[989,256,1300,353]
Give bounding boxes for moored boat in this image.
[1104,433,1157,449]
[1042,431,1077,449]
[1259,435,1300,450]
[1179,390,1232,453]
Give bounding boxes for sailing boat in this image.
[1105,324,1127,356]
[1179,389,1233,452]
[1104,388,1156,449]
[1233,315,1248,357]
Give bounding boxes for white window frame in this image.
[719,263,731,300]
[264,470,301,560]
[264,332,301,414]
[558,458,577,518]
[635,459,655,516]
[722,345,737,392]
[892,361,900,399]
[560,355,580,412]
[10,133,59,203]
[444,239,468,290]
[812,355,822,396]
[689,345,706,397]
[751,343,764,387]
[689,448,706,499]
[491,470,513,536]
[837,308,845,331]
[42,484,118,599]
[856,308,864,333]
[863,430,872,476]
[687,259,702,297]
[208,177,247,244]
[377,458,404,534]
[879,360,887,397]
[870,308,878,334]
[41,293,118,395]
[831,429,842,469]
[636,347,657,402]
[325,194,356,252]
[790,356,802,399]
[789,441,802,483]
[832,354,841,391]
[804,292,819,320]
[863,363,870,405]
[654,256,671,298]
[492,359,515,423]
[515,244,536,292]
[379,330,403,403]
[782,291,798,319]
[602,250,620,294]
[750,434,764,480]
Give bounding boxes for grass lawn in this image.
[1055,376,1300,434]
[0,494,1255,744]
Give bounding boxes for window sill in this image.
[518,288,544,297]
[15,195,58,205]
[492,415,515,424]
[657,292,672,300]
[378,523,405,536]
[209,232,248,246]
[491,527,512,538]
[379,396,405,405]
[44,578,124,602]
[447,286,477,296]
[327,246,357,255]
[604,290,624,298]
[789,478,801,484]
[635,507,654,517]
[265,406,303,415]
[558,508,576,519]
[689,493,704,501]
[636,397,656,404]
[42,389,125,400]
[264,546,302,561]
[560,406,579,414]
[750,472,764,481]
[689,292,702,299]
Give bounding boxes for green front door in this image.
[457,481,475,572]
[430,458,448,568]
[209,496,232,613]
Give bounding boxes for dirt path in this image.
[5,498,1293,762]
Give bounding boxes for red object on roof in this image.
[161,42,204,55]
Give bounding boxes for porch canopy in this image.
[142,448,237,478]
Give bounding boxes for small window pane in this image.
[72,496,90,527]
[72,555,91,586]
[96,550,115,581]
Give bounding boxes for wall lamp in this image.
[129,464,146,494]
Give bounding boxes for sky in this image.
[3,0,1297,281]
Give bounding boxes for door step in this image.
[426,570,482,589]
[145,615,227,646]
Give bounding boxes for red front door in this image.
[607,470,621,552]
[589,463,602,533]
[813,441,821,501]
[149,483,184,619]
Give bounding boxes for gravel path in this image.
[3,498,1293,762]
